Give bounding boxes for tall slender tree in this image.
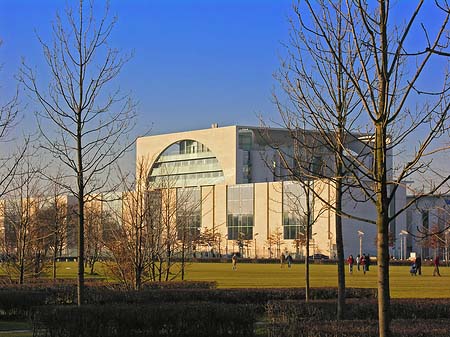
[273,0,362,317]
[276,1,450,335]
[19,1,136,305]
[0,40,26,199]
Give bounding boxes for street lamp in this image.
[225,234,228,256]
[254,233,259,259]
[358,230,364,257]
[446,230,450,264]
[399,230,408,260]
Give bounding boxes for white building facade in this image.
[136,125,407,259]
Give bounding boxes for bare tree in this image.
[282,180,328,302]
[272,0,364,318]
[36,172,69,280]
[0,155,44,283]
[104,158,155,290]
[84,198,104,275]
[176,186,201,280]
[275,1,450,335]
[19,1,136,305]
[0,40,26,200]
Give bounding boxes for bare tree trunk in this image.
[335,175,345,319]
[52,234,57,280]
[376,3,391,335]
[305,209,310,302]
[77,186,85,306]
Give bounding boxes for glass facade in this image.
[227,184,254,240]
[282,181,310,240]
[176,187,201,240]
[238,130,253,183]
[148,140,224,188]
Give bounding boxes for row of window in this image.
[149,171,224,183]
[144,182,312,242]
[153,157,218,169]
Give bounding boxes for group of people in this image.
[411,255,441,276]
[409,256,422,276]
[347,254,371,274]
[348,253,442,277]
[231,252,295,270]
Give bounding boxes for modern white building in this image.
[405,194,450,260]
[136,125,407,259]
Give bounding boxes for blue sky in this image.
[0,1,448,188]
[0,0,292,136]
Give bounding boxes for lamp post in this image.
[357,230,364,257]
[225,234,228,256]
[399,230,408,260]
[254,232,259,259]
[445,232,448,265]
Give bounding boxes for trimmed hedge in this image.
[266,299,450,336]
[268,319,450,337]
[0,286,376,320]
[266,298,450,322]
[32,303,257,337]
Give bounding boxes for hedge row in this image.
[266,298,450,323]
[0,286,376,319]
[32,303,257,337]
[31,300,450,337]
[268,320,450,337]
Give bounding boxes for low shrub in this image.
[266,298,450,322]
[267,319,450,337]
[0,286,376,320]
[32,303,258,337]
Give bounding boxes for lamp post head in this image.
[357,230,364,236]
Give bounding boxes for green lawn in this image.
[2,261,450,298]
[0,321,32,337]
[183,262,450,298]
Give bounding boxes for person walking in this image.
[361,254,366,275]
[347,255,354,274]
[286,254,293,268]
[232,254,237,271]
[433,255,441,276]
[415,256,422,275]
[366,254,371,272]
[280,253,286,268]
[356,254,361,271]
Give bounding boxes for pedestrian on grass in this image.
[415,256,422,275]
[280,253,286,268]
[361,254,366,275]
[433,255,441,277]
[366,254,371,272]
[356,254,361,271]
[232,254,237,271]
[286,254,293,268]
[347,255,354,274]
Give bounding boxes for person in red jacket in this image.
[433,255,441,276]
[347,255,354,274]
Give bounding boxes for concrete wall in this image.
[136,125,238,185]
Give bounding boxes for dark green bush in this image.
[266,298,450,324]
[267,319,450,337]
[32,303,257,337]
[0,286,376,320]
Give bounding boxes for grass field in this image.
[184,262,450,298]
[3,261,450,298]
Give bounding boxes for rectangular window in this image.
[176,187,201,241]
[226,184,254,240]
[282,181,311,240]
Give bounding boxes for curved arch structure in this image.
[137,126,238,187]
[148,139,225,187]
